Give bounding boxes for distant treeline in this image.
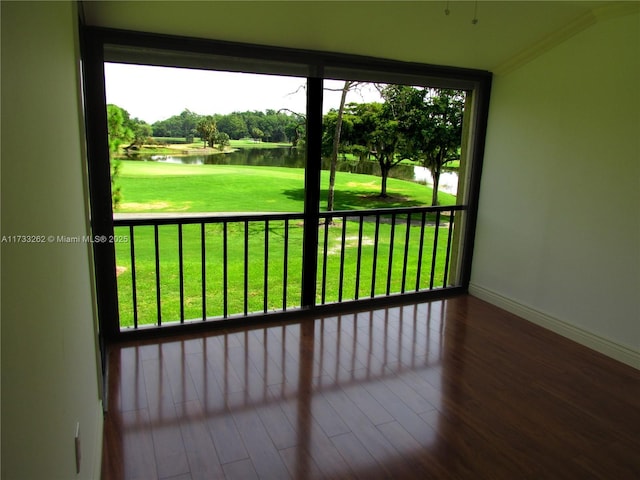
[151,109,304,144]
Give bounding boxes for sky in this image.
[104,63,382,124]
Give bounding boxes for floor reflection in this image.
[106,300,456,479]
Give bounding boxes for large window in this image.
[82,27,491,340]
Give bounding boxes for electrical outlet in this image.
[75,422,81,474]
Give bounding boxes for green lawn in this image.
[113,160,457,327]
[115,160,455,213]
[229,138,293,149]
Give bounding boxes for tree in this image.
[126,121,152,149]
[216,132,230,151]
[395,88,464,205]
[151,109,202,139]
[196,116,218,148]
[107,104,133,153]
[217,114,248,139]
[250,127,264,143]
[179,109,199,140]
[327,80,353,211]
[420,90,464,205]
[337,103,369,148]
[279,109,306,148]
[368,115,403,197]
[152,116,181,137]
[344,99,405,198]
[106,104,134,209]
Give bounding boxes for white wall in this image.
[471,10,640,367]
[1,2,103,478]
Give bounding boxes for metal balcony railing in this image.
[113,205,464,330]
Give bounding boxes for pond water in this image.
[131,147,458,194]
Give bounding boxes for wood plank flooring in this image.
[101,295,640,479]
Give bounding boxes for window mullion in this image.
[301,75,323,308]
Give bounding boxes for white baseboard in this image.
[468,283,640,370]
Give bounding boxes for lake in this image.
[133,147,458,194]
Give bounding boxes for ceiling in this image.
[82,1,633,74]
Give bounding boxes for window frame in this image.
[80,26,492,343]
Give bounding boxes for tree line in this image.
[151,109,304,145]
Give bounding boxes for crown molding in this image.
[493,1,639,76]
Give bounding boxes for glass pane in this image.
[104,63,307,214]
[317,79,468,304]
[105,64,308,326]
[321,80,465,211]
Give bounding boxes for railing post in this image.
[301,74,323,308]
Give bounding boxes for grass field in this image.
[113,160,458,327]
[115,160,455,213]
[229,138,293,149]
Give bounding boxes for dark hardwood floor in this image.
[101,295,640,479]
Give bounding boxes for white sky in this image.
[104,63,382,124]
